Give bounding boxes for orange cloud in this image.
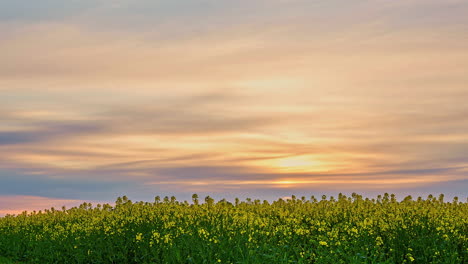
[0,195,89,216]
[1,0,468,205]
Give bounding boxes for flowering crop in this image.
[0,193,466,263]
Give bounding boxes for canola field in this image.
[0,193,466,264]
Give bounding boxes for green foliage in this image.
[0,256,19,264]
[0,194,466,263]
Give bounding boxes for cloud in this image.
[0,0,468,211]
[0,121,104,145]
[0,169,135,200]
[0,0,98,22]
[0,131,44,145]
[0,195,85,216]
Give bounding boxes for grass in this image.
[0,257,18,264]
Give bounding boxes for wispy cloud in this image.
[0,0,467,212]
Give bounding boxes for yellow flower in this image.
[376,236,384,246]
[135,233,143,242]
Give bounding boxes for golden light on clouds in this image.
[1,0,468,213]
[256,155,328,173]
[147,175,467,191]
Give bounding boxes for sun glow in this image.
[277,156,315,168]
[268,155,327,173]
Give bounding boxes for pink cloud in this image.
[0,195,93,216]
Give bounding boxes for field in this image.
[0,194,466,263]
[0,257,17,264]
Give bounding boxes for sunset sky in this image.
[1,0,468,215]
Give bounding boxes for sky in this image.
[1,0,468,215]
